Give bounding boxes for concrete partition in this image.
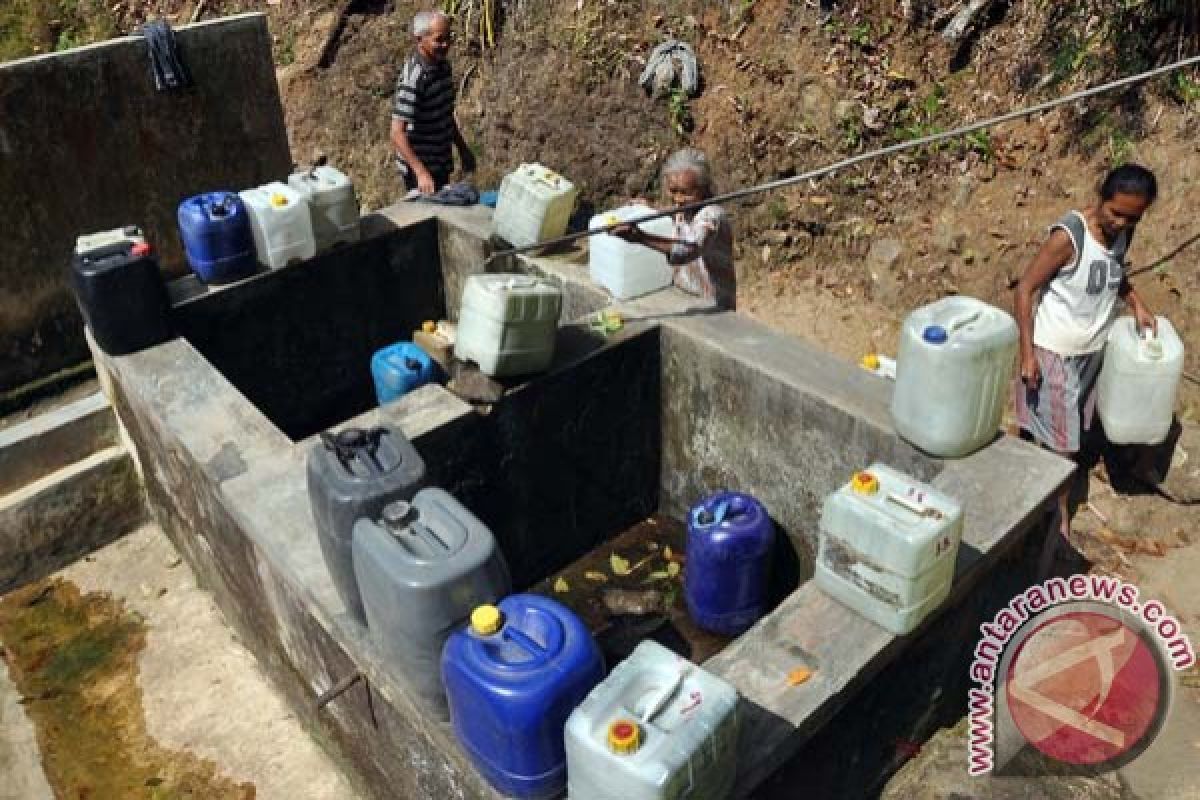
[0,13,291,393]
[90,203,1073,799]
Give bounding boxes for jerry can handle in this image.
[945,310,982,334]
[501,626,550,664]
[884,492,945,520]
[639,663,691,724]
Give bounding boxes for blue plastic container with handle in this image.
[442,594,605,800]
[177,191,257,284]
[370,342,439,406]
[685,491,776,636]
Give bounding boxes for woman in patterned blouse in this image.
[612,148,736,310]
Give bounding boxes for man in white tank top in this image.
[1013,164,1159,542]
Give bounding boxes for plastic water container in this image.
[371,342,439,406]
[493,163,578,248]
[454,273,563,377]
[891,296,1018,458]
[305,427,426,624]
[1097,316,1185,445]
[75,224,146,254]
[442,595,605,800]
[177,192,257,284]
[588,205,676,300]
[238,182,316,269]
[685,491,776,637]
[70,235,171,356]
[565,641,739,800]
[288,165,361,251]
[814,464,964,635]
[353,489,510,714]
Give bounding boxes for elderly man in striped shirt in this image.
[390,10,476,195]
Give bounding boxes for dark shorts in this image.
[1014,346,1103,454]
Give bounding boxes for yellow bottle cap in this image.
[422,320,437,334]
[270,193,289,208]
[471,605,502,635]
[850,471,880,495]
[860,353,880,370]
[607,719,641,754]
[602,213,620,226]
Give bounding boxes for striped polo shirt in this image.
[391,52,456,179]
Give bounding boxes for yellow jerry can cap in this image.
[270,192,289,208]
[470,605,502,635]
[850,471,880,495]
[860,353,880,370]
[607,719,641,754]
[422,320,437,333]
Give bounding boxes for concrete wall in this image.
[170,220,445,442]
[659,316,940,577]
[0,13,291,394]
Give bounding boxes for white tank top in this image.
[1033,211,1128,356]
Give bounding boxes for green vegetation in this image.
[1080,112,1135,166]
[0,0,120,62]
[668,87,693,137]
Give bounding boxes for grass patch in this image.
[0,0,120,62]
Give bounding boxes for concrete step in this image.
[0,445,145,594]
[0,391,117,497]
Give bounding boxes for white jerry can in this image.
[588,204,676,300]
[493,163,578,248]
[238,182,316,269]
[1096,316,1185,445]
[565,641,739,800]
[815,464,964,635]
[288,165,361,252]
[891,296,1018,458]
[453,273,563,377]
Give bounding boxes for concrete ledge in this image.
[0,446,145,593]
[0,391,116,496]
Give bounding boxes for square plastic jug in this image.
[565,641,739,800]
[1096,316,1184,445]
[238,181,317,269]
[493,163,577,248]
[288,165,361,252]
[352,489,510,715]
[891,296,1017,458]
[454,273,562,377]
[588,205,675,300]
[815,464,963,635]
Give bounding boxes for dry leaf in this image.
[610,553,632,576]
[663,546,675,561]
[584,571,609,583]
[666,562,681,577]
[553,577,569,593]
[787,667,814,686]
[643,570,671,583]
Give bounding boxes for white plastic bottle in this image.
[815,464,964,635]
[493,163,578,248]
[1097,316,1185,444]
[238,182,316,269]
[588,205,675,300]
[454,273,563,376]
[891,296,1018,458]
[287,165,361,251]
[564,641,739,800]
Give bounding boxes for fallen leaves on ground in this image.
[787,666,814,686]
[553,577,569,593]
